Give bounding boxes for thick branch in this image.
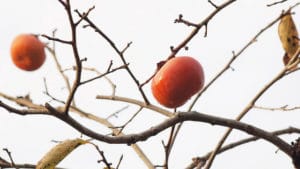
[0,93,154,168]
[0,98,293,159]
[43,104,293,157]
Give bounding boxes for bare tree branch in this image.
[96,95,173,117]
[2,148,18,169]
[59,0,83,115]
[267,0,289,7]
[186,127,300,168]
[48,105,298,158]
[82,67,116,96]
[42,35,72,44]
[79,64,127,85]
[45,40,74,105]
[0,93,155,169]
[0,100,48,115]
[203,7,300,168]
[254,105,300,111]
[74,9,150,105]
[0,97,293,157]
[208,0,219,9]
[168,0,236,59]
[2,1,300,169]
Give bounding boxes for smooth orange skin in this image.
[151,56,205,108]
[10,34,46,71]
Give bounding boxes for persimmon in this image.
[151,56,205,108]
[10,34,46,71]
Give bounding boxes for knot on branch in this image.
[292,138,300,169]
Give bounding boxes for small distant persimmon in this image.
[10,34,46,71]
[151,56,205,108]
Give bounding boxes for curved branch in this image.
[0,100,48,115]
[0,92,155,169]
[43,104,293,158]
[0,98,293,160]
[69,106,155,169]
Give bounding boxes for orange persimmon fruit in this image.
[151,56,205,108]
[10,34,46,71]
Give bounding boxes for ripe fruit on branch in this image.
[10,34,46,71]
[151,56,205,108]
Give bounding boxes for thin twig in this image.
[106,105,130,120]
[168,0,236,59]
[43,78,66,104]
[89,142,112,169]
[61,0,83,115]
[267,0,289,7]
[116,155,123,169]
[80,64,127,85]
[58,0,66,7]
[162,125,176,169]
[113,107,143,135]
[2,148,17,169]
[254,105,300,111]
[208,0,219,8]
[96,95,173,117]
[74,6,95,26]
[45,31,75,106]
[42,35,72,44]
[75,9,150,105]
[121,41,133,54]
[83,67,116,96]
[45,46,72,93]
[174,14,199,27]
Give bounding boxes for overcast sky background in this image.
[0,0,300,169]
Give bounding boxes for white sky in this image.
[0,0,300,169]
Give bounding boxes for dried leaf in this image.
[278,12,299,67]
[36,138,88,169]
